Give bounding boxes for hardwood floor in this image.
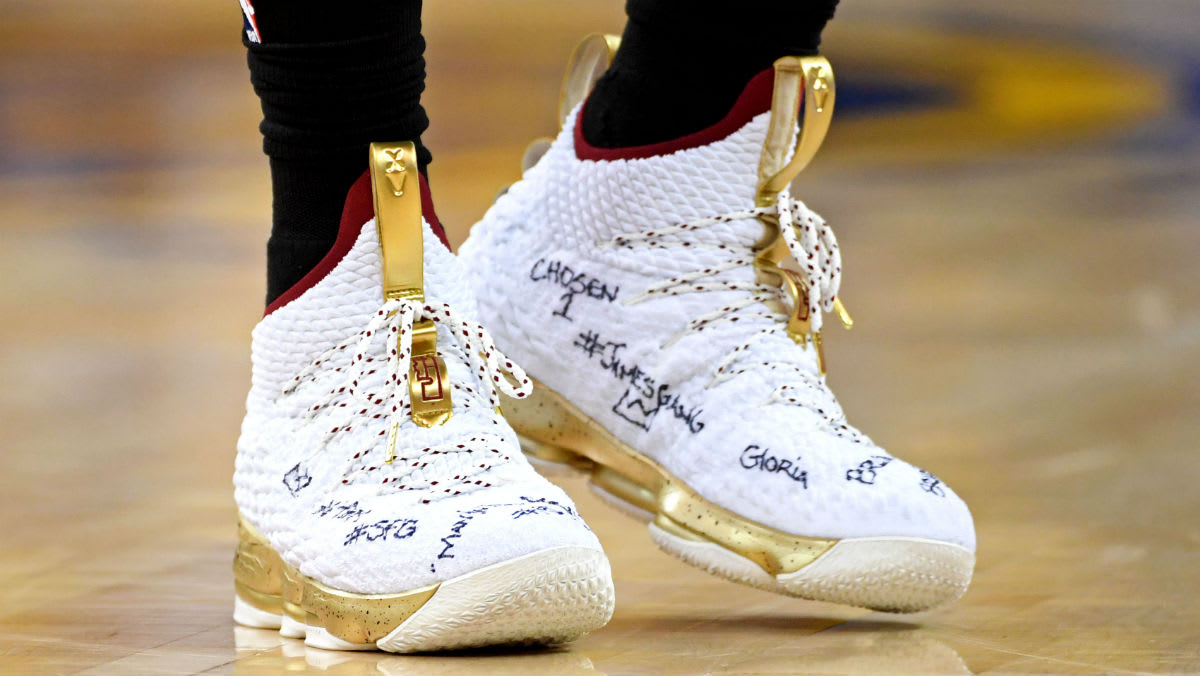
[1,1,1197,673]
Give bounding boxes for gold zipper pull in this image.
[369,142,453,431]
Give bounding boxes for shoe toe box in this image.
[672,406,976,552]
[293,477,604,595]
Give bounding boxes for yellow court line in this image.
[822,24,1170,163]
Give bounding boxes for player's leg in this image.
[241,0,442,307]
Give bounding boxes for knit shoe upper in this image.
[459,61,975,610]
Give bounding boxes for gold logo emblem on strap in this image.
[368,142,452,429]
[752,57,852,375]
[380,147,409,197]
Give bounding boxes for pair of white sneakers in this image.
[232,37,976,653]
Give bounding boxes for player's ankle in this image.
[244,4,435,307]
[581,0,838,148]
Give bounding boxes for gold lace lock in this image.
[750,56,842,376]
[833,297,854,329]
[408,320,453,428]
[813,331,826,376]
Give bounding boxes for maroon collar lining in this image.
[573,67,777,162]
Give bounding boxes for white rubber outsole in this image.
[649,524,974,613]
[234,545,614,653]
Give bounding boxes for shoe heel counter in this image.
[233,517,284,614]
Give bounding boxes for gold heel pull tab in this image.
[369,142,453,428]
[408,320,453,428]
[781,270,828,375]
[813,331,827,376]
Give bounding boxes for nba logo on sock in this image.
[239,0,261,43]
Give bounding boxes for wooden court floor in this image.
[1,1,1198,674]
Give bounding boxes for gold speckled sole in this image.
[232,517,614,651]
[505,378,974,612]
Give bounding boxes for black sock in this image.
[583,0,839,148]
[243,0,438,307]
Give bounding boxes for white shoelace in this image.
[614,191,841,334]
[282,298,533,493]
[609,191,866,443]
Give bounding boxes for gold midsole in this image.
[233,518,438,644]
[505,378,836,576]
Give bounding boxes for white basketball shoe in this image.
[232,142,614,652]
[459,38,975,612]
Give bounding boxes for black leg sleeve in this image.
[583,0,840,148]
